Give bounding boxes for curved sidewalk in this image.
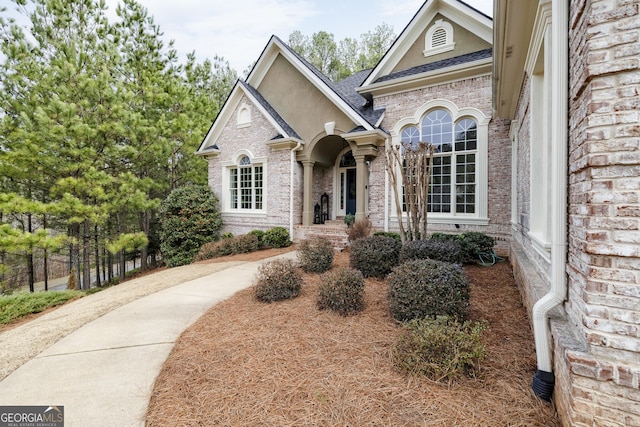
[0,251,296,427]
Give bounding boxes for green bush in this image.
[298,238,334,273]
[221,232,234,239]
[254,259,302,302]
[347,218,372,241]
[429,232,496,263]
[400,239,465,264]
[248,229,266,248]
[373,231,402,241]
[343,213,355,226]
[263,226,291,248]
[461,232,495,262]
[232,234,260,254]
[387,259,470,321]
[317,267,365,316]
[392,316,488,382]
[158,185,223,267]
[350,235,401,278]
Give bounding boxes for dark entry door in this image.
[346,168,356,215]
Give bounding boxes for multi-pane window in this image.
[230,155,263,210]
[400,109,477,214]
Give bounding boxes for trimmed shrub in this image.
[317,267,365,316]
[373,231,402,241]
[461,232,495,262]
[350,235,402,278]
[232,234,260,254]
[392,316,488,382]
[158,185,223,267]
[347,218,372,241]
[387,259,469,321]
[194,239,233,261]
[221,232,234,239]
[254,259,302,302]
[298,238,334,273]
[248,229,266,248]
[428,232,496,263]
[263,226,291,248]
[400,239,465,264]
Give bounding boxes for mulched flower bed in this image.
[146,249,559,426]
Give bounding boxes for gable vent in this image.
[432,28,447,47]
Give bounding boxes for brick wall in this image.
[370,74,512,252]
[509,1,640,425]
[206,95,300,236]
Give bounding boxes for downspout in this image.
[289,141,303,240]
[531,0,568,402]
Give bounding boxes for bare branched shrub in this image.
[347,217,372,241]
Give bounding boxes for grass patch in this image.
[0,291,85,324]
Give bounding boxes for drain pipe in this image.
[531,0,568,402]
[289,141,303,240]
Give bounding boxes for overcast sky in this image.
[4,0,493,73]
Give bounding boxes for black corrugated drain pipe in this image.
[532,369,555,402]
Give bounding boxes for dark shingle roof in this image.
[274,36,384,128]
[240,80,301,140]
[374,48,492,84]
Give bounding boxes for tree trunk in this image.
[82,219,91,290]
[140,211,149,271]
[26,213,35,292]
[94,224,101,287]
[43,214,49,291]
[70,223,81,290]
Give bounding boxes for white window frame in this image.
[389,99,489,225]
[525,3,553,261]
[221,149,267,215]
[423,19,456,57]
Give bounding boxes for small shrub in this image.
[347,218,372,241]
[221,232,234,239]
[387,259,469,321]
[232,234,260,254]
[67,267,78,290]
[254,259,302,302]
[350,235,402,278]
[373,231,402,241]
[461,232,495,262]
[343,213,355,226]
[317,267,365,316]
[429,232,496,263]
[263,226,291,248]
[248,229,266,248]
[400,239,465,264]
[194,239,233,261]
[392,316,488,382]
[298,238,334,273]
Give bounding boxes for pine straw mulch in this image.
[146,250,560,427]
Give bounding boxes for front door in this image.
[337,149,357,217]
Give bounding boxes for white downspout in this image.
[289,141,303,240]
[531,0,568,402]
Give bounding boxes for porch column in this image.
[302,160,315,226]
[354,154,367,222]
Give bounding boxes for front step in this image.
[295,223,349,251]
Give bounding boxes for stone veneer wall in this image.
[510,1,640,425]
[370,74,513,255]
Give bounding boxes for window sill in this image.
[390,214,489,226]
[528,231,551,263]
[222,211,268,218]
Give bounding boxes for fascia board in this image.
[360,58,492,99]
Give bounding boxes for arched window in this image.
[399,109,478,215]
[424,19,455,57]
[229,153,264,211]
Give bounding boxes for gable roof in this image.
[362,0,492,88]
[246,36,378,131]
[196,79,301,154]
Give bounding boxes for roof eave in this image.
[359,58,493,99]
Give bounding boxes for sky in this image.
[2,0,493,73]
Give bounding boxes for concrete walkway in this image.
[0,251,296,427]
